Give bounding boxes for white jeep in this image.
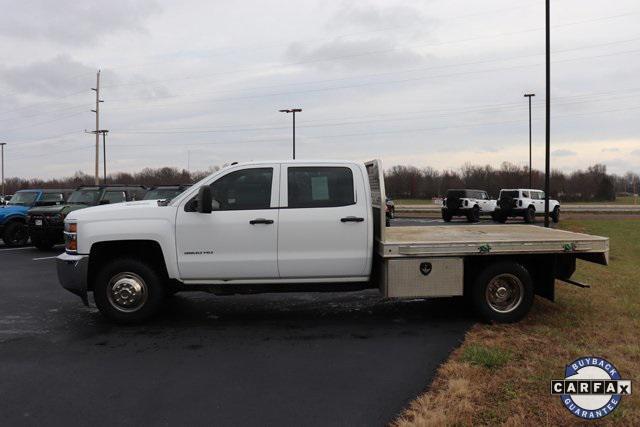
[441,189,496,222]
[492,189,560,224]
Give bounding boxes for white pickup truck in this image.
[57,160,609,324]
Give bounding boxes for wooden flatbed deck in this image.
[378,225,609,261]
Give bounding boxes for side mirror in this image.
[197,186,212,214]
[99,200,110,205]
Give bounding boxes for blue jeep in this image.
[0,189,70,247]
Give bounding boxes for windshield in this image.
[7,191,38,206]
[144,188,184,200]
[500,190,519,198]
[67,189,101,205]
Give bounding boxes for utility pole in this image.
[91,70,103,185]
[279,108,302,159]
[0,142,6,202]
[524,93,535,189]
[99,130,109,184]
[544,0,551,228]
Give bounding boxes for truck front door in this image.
[277,164,369,278]
[175,165,280,280]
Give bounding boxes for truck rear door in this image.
[277,163,369,278]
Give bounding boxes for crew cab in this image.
[441,189,496,222]
[27,185,146,251]
[493,189,560,224]
[56,160,608,324]
[1,189,70,247]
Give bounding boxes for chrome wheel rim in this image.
[107,272,148,313]
[485,273,523,314]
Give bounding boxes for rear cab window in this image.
[287,167,354,208]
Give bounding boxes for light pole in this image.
[544,0,551,227]
[524,93,535,189]
[279,108,302,159]
[0,142,6,202]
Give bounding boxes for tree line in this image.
[384,162,638,202]
[2,162,638,202]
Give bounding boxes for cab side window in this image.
[522,191,530,198]
[288,167,354,208]
[210,168,273,210]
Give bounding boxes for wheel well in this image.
[87,240,168,291]
[464,254,567,302]
[3,216,26,225]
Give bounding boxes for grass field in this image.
[395,196,639,205]
[395,219,640,426]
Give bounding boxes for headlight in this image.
[49,213,65,223]
[64,222,77,253]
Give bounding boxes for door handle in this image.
[340,216,364,223]
[249,218,274,225]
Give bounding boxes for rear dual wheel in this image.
[470,262,534,323]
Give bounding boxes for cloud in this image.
[0,55,94,97]
[327,3,427,31]
[284,2,432,72]
[601,147,620,152]
[0,0,160,46]
[552,149,577,157]
[631,149,640,156]
[285,38,426,71]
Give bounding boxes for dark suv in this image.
[0,189,71,246]
[27,185,146,250]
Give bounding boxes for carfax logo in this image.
[551,357,632,420]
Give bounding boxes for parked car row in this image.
[440,188,561,224]
[0,184,190,249]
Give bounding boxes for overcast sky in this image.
[1,0,639,179]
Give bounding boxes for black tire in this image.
[551,206,560,223]
[2,221,29,247]
[32,237,54,251]
[442,210,452,222]
[524,206,535,224]
[493,212,507,223]
[470,261,534,323]
[467,206,480,223]
[93,258,165,324]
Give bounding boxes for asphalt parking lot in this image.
[0,240,473,426]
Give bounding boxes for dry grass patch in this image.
[395,219,640,426]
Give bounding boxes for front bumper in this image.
[56,252,89,306]
[28,224,63,242]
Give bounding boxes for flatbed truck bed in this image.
[379,225,608,262]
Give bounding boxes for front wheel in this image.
[32,237,54,251]
[551,206,560,223]
[470,262,534,323]
[467,206,480,223]
[94,258,165,323]
[2,221,29,247]
[524,206,536,224]
[442,211,452,222]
